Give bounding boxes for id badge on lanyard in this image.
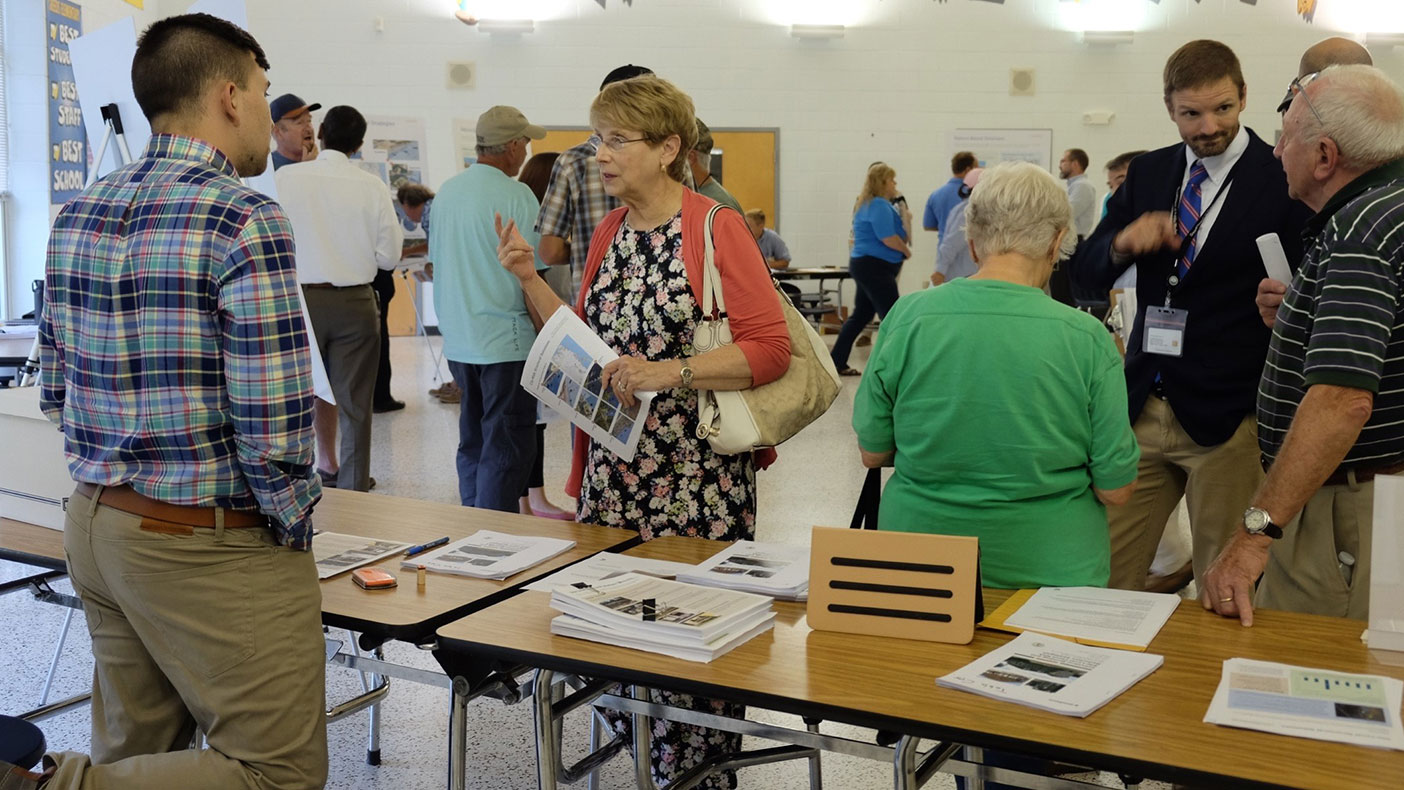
[1144,306,1188,357]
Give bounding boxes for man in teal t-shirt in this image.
[853,279,1140,588]
[430,106,548,512]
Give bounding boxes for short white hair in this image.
[965,161,1072,262]
[1303,65,1404,172]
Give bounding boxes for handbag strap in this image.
[701,203,728,319]
[849,467,883,530]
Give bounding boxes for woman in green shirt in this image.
[853,161,1139,589]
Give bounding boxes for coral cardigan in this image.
[565,188,791,497]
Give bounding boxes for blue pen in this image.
[405,536,450,558]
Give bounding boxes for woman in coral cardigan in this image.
[496,75,788,790]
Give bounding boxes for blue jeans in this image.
[831,255,902,369]
[449,359,537,512]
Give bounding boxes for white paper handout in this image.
[1002,587,1180,650]
[676,541,811,601]
[313,532,412,580]
[549,572,776,662]
[1204,658,1404,750]
[520,307,654,462]
[937,632,1164,717]
[525,552,695,592]
[403,531,575,580]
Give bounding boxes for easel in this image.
[14,103,133,390]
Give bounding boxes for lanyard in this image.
[1164,167,1236,306]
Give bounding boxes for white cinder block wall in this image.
[5,0,1404,315]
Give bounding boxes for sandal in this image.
[838,367,862,377]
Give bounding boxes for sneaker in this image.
[437,387,461,404]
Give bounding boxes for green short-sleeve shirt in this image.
[853,279,1139,589]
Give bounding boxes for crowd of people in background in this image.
[21,6,1404,788]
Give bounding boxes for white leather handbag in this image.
[692,205,841,455]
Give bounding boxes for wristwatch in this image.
[1242,507,1284,539]
[679,359,694,388]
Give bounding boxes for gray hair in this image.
[965,161,1073,263]
[692,149,712,172]
[1303,65,1404,172]
[475,141,512,157]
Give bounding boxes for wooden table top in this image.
[0,517,65,569]
[313,489,640,639]
[437,535,1404,790]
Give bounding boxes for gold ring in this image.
[1219,597,1234,603]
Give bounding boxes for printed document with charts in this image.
[1204,658,1404,750]
[313,533,413,580]
[402,531,575,580]
[676,541,810,600]
[549,572,776,662]
[521,307,655,462]
[525,552,695,592]
[937,632,1164,717]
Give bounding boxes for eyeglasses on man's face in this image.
[1278,71,1325,128]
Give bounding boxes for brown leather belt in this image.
[1322,460,1404,488]
[301,282,371,290]
[74,482,268,529]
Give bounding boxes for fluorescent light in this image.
[790,24,844,40]
[478,18,535,35]
[1365,32,1404,49]
[1081,30,1134,46]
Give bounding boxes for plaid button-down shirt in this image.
[39,134,320,549]
[534,142,620,297]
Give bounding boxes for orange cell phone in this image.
[352,567,397,590]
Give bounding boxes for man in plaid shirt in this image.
[22,14,326,790]
[535,64,652,299]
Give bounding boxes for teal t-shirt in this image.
[430,164,547,365]
[852,278,1139,589]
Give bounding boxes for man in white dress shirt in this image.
[276,105,402,491]
[1060,147,1098,241]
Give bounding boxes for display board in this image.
[47,0,85,204]
[950,128,1054,172]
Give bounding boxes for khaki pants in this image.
[1107,397,1264,590]
[1257,479,1373,620]
[47,487,327,790]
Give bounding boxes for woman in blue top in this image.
[833,163,911,375]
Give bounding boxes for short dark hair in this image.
[1163,40,1244,100]
[518,152,560,204]
[1066,148,1089,170]
[951,151,977,174]
[318,106,366,154]
[600,64,653,91]
[1105,150,1147,172]
[132,13,269,123]
[396,183,434,207]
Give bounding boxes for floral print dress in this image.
[579,211,755,790]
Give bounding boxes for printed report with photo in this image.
[521,307,654,462]
[403,531,576,580]
[937,632,1164,717]
[312,532,413,580]
[676,540,811,600]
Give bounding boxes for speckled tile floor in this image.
[2,334,1165,789]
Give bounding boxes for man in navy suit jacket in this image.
[1071,40,1313,592]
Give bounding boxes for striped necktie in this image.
[1177,161,1210,277]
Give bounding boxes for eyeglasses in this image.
[586,133,649,152]
[1278,71,1326,127]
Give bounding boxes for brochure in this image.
[936,632,1164,717]
[983,586,1180,651]
[402,531,575,580]
[1204,658,1404,750]
[313,532,413,580]
[524,552,696,592]
[676,540,810,601]
[520,307,655,462]
[549,572,776,662]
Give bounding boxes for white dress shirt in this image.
[1066,174,1098,239]
[1180,125,1249,257]
[275,149,402,286]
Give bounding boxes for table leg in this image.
[532,668,560,790]
[588,708,605,790]
[40,607,75,705]
[964,746,985,790]
[367,644,384,765]
[631,684,658,790]
[893,735,919,790]
[448,676,469,790]
[805,718,824,790]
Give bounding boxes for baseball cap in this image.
[476,106,547,147]
[270,93,321,124]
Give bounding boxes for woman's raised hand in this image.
[495,213,537,283]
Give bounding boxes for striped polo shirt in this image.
[1258,159,1404,470]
